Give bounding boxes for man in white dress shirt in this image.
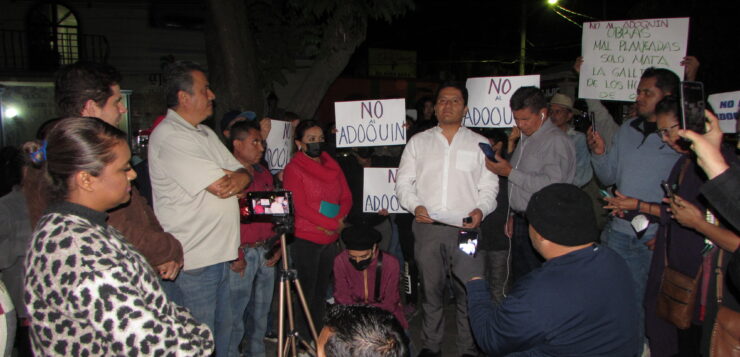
[396,82,499,357]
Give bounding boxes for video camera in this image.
[239,191,294,234]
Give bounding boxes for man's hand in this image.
[681,56,700,81]
[505,214,514,238]
[414,206,434,223]
[587,127,606,155]
[463,208,483,229]
[485,151,512,177]
[260,118,273,139]
[666,195,704,230]
[157,260,183,280]
[451,246,485,283]
[645,238,656,251]
[507,127,521,153]
[677,110,728,179]
[377,208,389,216]
[230,257,247,276]
[265,247,282,267]
[603,190,639,216]
[573,56,584,74]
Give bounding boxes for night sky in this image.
[348,0,737,94]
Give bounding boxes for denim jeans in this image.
[601,219,657,352]
[176,262,233,357]
[228,246,275,357]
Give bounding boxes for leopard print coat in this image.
[24,202,214,356]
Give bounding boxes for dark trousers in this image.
[510,214,543,283]
[288,237,339,340]
[413,222,479,355]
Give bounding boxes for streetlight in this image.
[547,0,559,5]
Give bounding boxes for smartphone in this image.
[661,181,675,199]
[590,111,596,133]
[478,142,498,162]
[680,81,706,134]
[458,230,478,256]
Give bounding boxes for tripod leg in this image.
[292,279,319,343]
[278,275,285,357]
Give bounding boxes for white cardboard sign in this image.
[335,98,407,148]
[464,75,540,128]
[579,17,689,102]
[263,120,293,170]
[362,168,407,213]
[707,91,739,133]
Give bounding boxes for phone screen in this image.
[478,142,497,162]
[458,230,478,256]
[680,81,705,134]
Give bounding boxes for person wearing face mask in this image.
[282,119,353,340]
[332,225,408,330]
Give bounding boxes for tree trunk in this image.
[204,0,264,129]
[284,5,368,119]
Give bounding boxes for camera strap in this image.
[374,250,384,303]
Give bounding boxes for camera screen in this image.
[246,191,292,216]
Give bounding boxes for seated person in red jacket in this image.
[332,225,408,329]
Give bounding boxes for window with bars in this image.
[26,2,79,69]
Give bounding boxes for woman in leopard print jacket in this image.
[24,117,213,356]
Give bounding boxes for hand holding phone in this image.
[478,142,498,162]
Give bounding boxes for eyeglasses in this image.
[656,124,679,137]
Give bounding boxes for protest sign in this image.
[263,120,293,170]
[335,98,406,148]
[363,168,407,213]
[579,17,689,102]
[707,91,739,133]
[464,75,540,128]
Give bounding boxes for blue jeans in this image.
[601,219,657,352]
[228,246,275,357]
[176,262,233,357]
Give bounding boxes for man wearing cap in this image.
[332,225,407,330]
[549,93,592,187]
[486,87,576,282]
[453,184,638,356]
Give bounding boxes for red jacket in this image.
[283,152,351,244]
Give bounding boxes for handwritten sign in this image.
[363,168,407,213]
[264,120,293,170]
[579,17,689,102]
[707,91,739,133]
[464,75,540,128]
[335,98,406,148]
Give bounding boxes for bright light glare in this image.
[4,106,19,118]
[547,0,559,5]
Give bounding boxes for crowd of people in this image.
[0,51,737,357]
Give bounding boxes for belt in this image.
[241,240,268,249]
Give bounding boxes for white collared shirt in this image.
[149,109,243,270]
[395,126,499,221]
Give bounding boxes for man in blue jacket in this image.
[454,184,638,356]
[587,67,681,351]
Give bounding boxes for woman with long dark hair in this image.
[24,117,213,356]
